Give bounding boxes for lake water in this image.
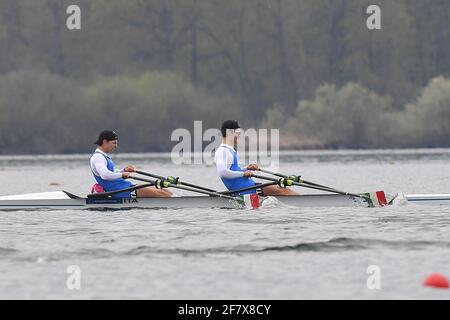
[1,149,450,299]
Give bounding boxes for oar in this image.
[87,183,154,199]
[134,170,217,193]
[259,168,341,190]
[129,175,238,201]
[258,169,390,207]
[136,170,279,197]
[251,174,369,200]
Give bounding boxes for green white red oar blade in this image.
[241,194,262,209]
[362,191,393,207]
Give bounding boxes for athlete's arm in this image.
[215,148,246,179]
[90,154,124,180]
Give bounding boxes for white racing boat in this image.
[0,168,447,210]
[0,190,449,210]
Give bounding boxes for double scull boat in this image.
[0,191,449,210]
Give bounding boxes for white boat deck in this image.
[0,191,72,201]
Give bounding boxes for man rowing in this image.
[90,130,172,198]
[214,120,298,196]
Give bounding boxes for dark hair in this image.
[220,120,240,137]
[94,130,118,145]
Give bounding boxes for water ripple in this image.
[0,247,19,255]
[262,237,450,252]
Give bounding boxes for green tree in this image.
[285,82,391,148]
[399,77,450,147]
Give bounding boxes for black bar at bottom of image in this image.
[0,300,449,318]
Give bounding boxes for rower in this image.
[90,130,172,198]
[214,120,298,196]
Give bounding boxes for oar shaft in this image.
[176,181,217,193]
[135,170,217,193]
[252,174,365,199]
[259,169,335,190]
[259,169,285,178]
[130,176,237,200]
[258,169,367,199]
[300,180,363,198]
[219,181,278,195]
[134,170,162,179]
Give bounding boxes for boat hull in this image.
[403,194,450,205]
[0,191,367,210]
[0,191,449,210]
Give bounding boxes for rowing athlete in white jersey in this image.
[90,130,172,198]
[214,120,298,196]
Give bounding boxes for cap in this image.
[220,120,241,137]
[94,130,118,145]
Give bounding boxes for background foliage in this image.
[1,0,450,153]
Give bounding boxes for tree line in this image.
[1,0,450,153]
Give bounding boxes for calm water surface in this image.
[1,149,450,299]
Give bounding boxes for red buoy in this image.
[423,273,449,289]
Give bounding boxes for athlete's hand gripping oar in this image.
[257,169,389,207]
[87,183,154,199]
[134,170,217,193]
[129,175,238,201]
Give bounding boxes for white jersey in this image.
[89,149,123,181]
[214,143,245,179]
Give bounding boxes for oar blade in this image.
[241,194,262,209]
[362,191,392,207]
